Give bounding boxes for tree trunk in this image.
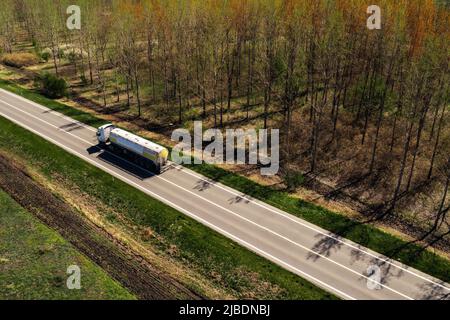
[134,71,141,118]
[428,103,446,179]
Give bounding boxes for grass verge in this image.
[1,78,449,285]
[0,189,135,300]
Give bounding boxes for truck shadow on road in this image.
[87,145,155,180]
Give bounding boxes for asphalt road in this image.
[1,88,449,300]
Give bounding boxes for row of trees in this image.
[1,0,449,241]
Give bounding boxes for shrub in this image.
[80,74,88,85]
[1,53,39,68]
[67,51,78,64]
[38,73,68,99]
[57,49,65,59]
[283,169,304,192]
[40,51,51,62]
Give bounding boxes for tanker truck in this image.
[96,124,169,174]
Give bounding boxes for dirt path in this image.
[0,154,202,300]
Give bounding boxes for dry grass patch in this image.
[1,53,39,68]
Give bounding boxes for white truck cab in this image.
[96,124,115,144]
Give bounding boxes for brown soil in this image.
[0,154,202,300]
